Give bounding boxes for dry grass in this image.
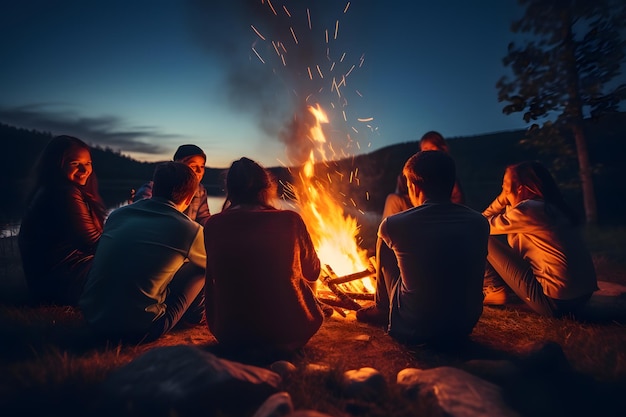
[1,229,626,417]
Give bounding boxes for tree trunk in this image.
[561,16,598,225]
[571,123,598,224]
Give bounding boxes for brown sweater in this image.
[203,208,323,352]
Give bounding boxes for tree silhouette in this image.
[497,0,626,224]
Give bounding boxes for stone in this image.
[582,280,626,322]
[252,392,294,417]
[98,345,281,417]
[305,363,331,374]
[397,366,520,417]
[270,360,298,378]
[342,367,387,399]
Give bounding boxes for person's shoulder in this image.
[271,208,306,225]
[514,199,545,214]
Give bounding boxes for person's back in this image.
[357,150,489,344]
[80,198,203,336]
[382,202,488,342]
[203,157,323,354]
[80,162,206,342]
[204,208,323,351]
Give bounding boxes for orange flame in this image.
[293,104,373,294]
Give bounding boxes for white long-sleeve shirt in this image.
[483,197,598,299]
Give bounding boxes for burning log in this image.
[315,297,348,317]
[341,292,374,301]
[323,267,375,286]
[320,264,371,311]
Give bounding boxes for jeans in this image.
[374,238,400,311]
[145,262,206,342]
[486,236,590,317]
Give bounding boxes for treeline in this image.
[2,112,625,224]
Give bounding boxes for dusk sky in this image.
[1,0,530,168]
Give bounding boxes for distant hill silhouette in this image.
[2,112,625,224]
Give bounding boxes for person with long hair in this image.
[482,161,598,317]
[203,157,323,357]
[18,135,107,305]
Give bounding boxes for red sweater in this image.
[203,208,323,351]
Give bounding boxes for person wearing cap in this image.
[134,144,211,225]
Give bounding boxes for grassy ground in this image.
[1,226,625,417]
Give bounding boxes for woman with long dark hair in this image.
[203,157,323,357]
[482,161,598,317]
[18,135,106,305]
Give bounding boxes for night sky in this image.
[1,0,529,167]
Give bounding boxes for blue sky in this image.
[1,0,530,168]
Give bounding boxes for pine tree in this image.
[497,0,626,224]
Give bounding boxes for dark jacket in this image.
[18,183,103,305]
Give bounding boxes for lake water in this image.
[0,196,301,238]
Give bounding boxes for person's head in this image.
[503,160,579,225]
[419,131,449,153]
[28,135,106,221]
[403,151,456,206]
[223,157,278,210]
[173,144,206,182]
[152,161,199,208]
[36,135,95,188]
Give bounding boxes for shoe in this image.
[483,285,507,305]
[356,305,389,327]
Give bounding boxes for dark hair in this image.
[507,161,580,226]
[173,144,206,163]
[152,162,199,204]
[29,135,106,222]
[395,173,408,195]
[419,131,449,153]
[223,157,277,210]
[403,151,456,200]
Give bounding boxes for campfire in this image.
[286,104,376,316]
[246,2,376,314]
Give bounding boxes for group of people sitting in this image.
[17,132,598,353]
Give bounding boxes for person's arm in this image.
[133,181,153,202]
[187,227,207,269]
[193,184,212,226]
[65,186,102,249]
[487,200,547,235]
[482,192,508,218]
[296,214,321,282]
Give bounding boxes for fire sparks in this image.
[250,1,378,307]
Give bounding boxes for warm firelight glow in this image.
[293,104,374,294]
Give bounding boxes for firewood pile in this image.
[317,259,376,317]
